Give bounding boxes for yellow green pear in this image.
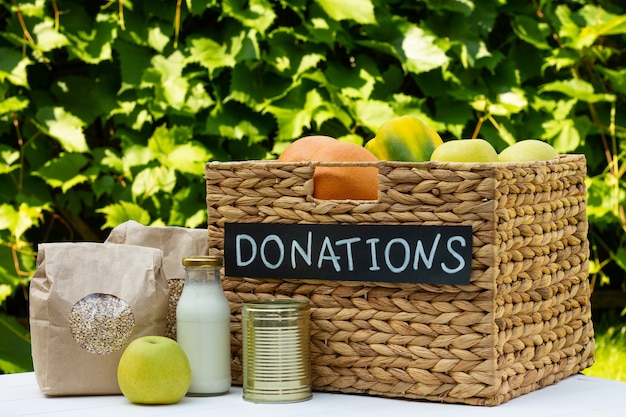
[498,139,557,162]
[430,139,498,162]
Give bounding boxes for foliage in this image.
[0,313,31,373]
[1,0,626,373]
[583,310,626,382]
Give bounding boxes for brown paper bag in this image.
[104,220,209,280]
[29,242,168,396]
[104,220,209,338]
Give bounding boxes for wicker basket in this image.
[201,155,594,406]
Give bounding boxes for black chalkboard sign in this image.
[224,223,472,285]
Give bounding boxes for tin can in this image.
[241,298,312,403]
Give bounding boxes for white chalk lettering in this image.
[366,238,381,271]
[236,234,257,267]
[385,238,411,273]
[336,237,361,271]
[260,235,284,269]
[413,233,440,270]
[318,236,341,271]
[442,235,466,274]
[228,223,471,285]
[291,231,313,268]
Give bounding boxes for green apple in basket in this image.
[430,138,499,162]
[117,335,191,404]
[498,139,557,162]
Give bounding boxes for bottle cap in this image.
[182,255,223,267]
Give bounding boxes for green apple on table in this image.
[117,335,191,405]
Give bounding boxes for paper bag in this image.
[104,220,209,338]
[29,242,168,396]
[105,220,209,281]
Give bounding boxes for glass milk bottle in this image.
[176,255,231,396]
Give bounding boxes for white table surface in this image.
[1,372,625,417]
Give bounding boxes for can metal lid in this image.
[182,255,223,267]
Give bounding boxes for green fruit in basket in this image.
[365,115,443,162]
[429,138,498,162]
[498,139,557,162]
[117,336,191,405]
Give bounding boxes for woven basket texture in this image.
[198,154,594,406]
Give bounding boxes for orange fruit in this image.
[278,135,337,162]
[311,141,379,200]
[279,136,380,200]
